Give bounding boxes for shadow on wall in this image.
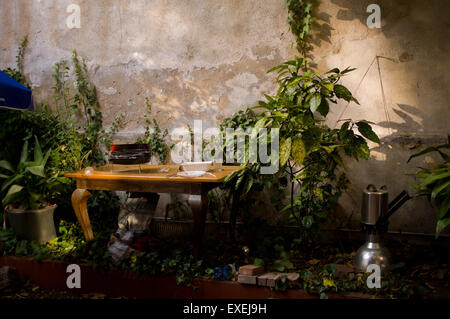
[308,0,450,234]
[328,103,449,234]
[305,0,333,67]
[331,0,424,36]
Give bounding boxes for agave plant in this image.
[408,135,450,238]
[0,136,55,210]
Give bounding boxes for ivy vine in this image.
[2,35,29,88]
[285,0,313,57]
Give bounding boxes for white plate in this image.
[177,171,207,178]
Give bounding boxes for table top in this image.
[65,164,242,183]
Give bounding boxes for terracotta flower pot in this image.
[6,205,57,242]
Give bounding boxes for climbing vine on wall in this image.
[136,98,174,164]
[285,0,313,57]
[2,35,29,88]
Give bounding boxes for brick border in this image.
[0,256,372,299]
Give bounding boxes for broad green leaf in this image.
[407,145,450,163]
[437,150,450,162]
[0,173,10,179]
[334,84,359,104]
[437,197,450,219]
[272,111,288,119]
[340,121,351,134]
[356,121,380,144]
[267,64,288,74]
[26,165,45,177]
[1,174,23,192]
[288,77,302,89]
[33,136,43,163]
[285,60,297,66]
[436,218,450,238]
[309,93,322,113]
[2,184,24,206]
[280,204,292,213]
[223,169,240,184]
[357,142,370,159]
[279,137,292,167]
[0,160,14,172]
[420,172,450,187]
[243,175,254,195]
[235,174,246,191]
[251,118,266,138]
[264,94,275,103]
[431,180,450,199]
[291,138,306,166]
[326,68,340,74]
[42,149,51,167]
[19,140,29,164]
[341,67,357,74]
[317,98,330,117]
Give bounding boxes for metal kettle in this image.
[354,185,410,273]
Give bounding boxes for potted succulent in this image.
[0,136,58,242]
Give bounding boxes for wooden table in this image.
[65,164,241,255]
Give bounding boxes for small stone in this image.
[237,274,257,285]
[238,265,264,276]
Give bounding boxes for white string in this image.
[333,56,377,128]
[333,55,395,132]
[376,56,393,135]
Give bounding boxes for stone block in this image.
[238,265,264,276]
[257,272,300,287]
[237,274,257,285]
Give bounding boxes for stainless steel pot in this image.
[361,184,388,225]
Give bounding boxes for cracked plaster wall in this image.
[1,0,449,234]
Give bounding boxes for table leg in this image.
[191,191,208,258]
[71,188,94,242]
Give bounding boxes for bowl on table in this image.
[109,144,151,165]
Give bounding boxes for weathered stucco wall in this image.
[1,0,449,234]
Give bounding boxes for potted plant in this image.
[0,136,58,242]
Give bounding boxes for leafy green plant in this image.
[0,136,62,210]
[52,60,71,115]
[2,35,29,88]
[1,39,122,221]
[52,55,124,160]
[136,97,173,164]
[222,57,379,244]
[272,244,295,272]
[408,136,450,237]
[285,0,312,57]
